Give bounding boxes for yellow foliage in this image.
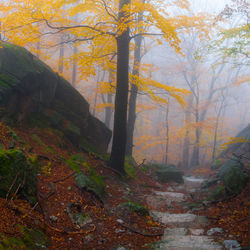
[94,103,114,112]
[220,136,250,150]
[234,75,250,85]
[130,74,190,107]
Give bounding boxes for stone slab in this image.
[164,227,188,236]
[155,235,222,250]
[150,211,197,226]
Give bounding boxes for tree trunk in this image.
[93,69,106,117]
[36,41,40,59]
[72,44,78,87]
[58,35,64,74]
[110,0,130,173]
[212,93,225,161]
[126,7,144,156]
[105,93,113,129]
[164,99,170,166]
[190,102,200,167]
[126,34,142,155]
[182,95,193,168]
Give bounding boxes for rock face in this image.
[0,43,111,153]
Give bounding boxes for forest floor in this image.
[0,122,249,249]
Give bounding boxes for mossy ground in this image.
[0,149,37,200]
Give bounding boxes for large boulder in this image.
[155,164,184,184]
[0,42,111,153]
[223,166,248,195]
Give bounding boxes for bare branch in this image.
[97,0,118,21]
[40,18,116,37]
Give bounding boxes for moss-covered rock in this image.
[0,225,48,249]
[218,159,242,178]
[0,42,111,153]
[67,154,106,200]
[75,171,106,201]
[155,164,183,184]
[117,201,149,216]
[223,167,248,195]
[0,149,37,201]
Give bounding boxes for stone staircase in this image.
[147,176,241,250]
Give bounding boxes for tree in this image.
[0,0,197,173]
[216,0,249,66]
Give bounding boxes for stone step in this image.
[183,176,205,183]
[150,211,208,227]
[164,227,205,236]
[155,235,222,250]
[153,191,186,201]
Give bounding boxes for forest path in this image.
[147,176,240,250]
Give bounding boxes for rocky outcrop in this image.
[0,43,111,153]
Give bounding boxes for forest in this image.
[0,0,249,249]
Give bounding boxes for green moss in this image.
[28,154,40,168]
[0,73,19,88]
[68,154,106,200]
[75,171,106,201]
[156,168,183,183]
[2,42,47,78]
[118,201,149,216]
[0,79,10,88]
[66,154,89,173]
[31,134,54,154]
[0,225,48,249]
[80,137,98,154]
[0,149,37,201]
[25,113,51,128]
[7,126,24,144]
[212,159,222,169]
[124,155,137,179]
[223,167,248,195]
[209,185,225,201]
[186,201,202,209]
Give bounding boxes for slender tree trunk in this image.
[190,97,200,167]
[72,44,78,87]
[104,93,113,129]
[126,35,142,155]
[212,119,219,162]
[110,0,131,173]
[164,100,170,166]
[104,72,114,129]
[36,41,40,59]
[93,69,105,116]
[58,35,64,74]
[212,94,225,161]
[182,95,193,168]
[126,5,143,156]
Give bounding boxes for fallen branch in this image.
[117,220,163,237]
[52,172,75,184]
[5,172,20,202]
[45,222,96,235]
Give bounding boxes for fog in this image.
[1,0,249,168]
